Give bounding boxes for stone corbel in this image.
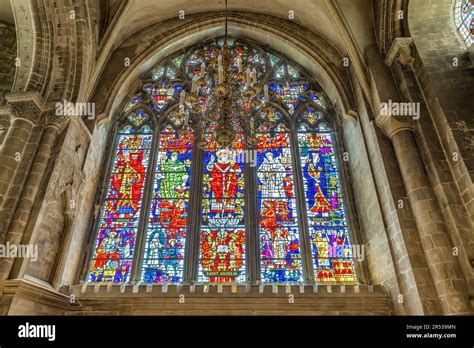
[385,37,415,67]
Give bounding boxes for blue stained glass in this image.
[141,126,194,283]
[269,82,308,111]
[297,124,356,282]
[256,124,303,282]
[88,126,153,283]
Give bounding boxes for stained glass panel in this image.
[88,126,153,282]
[302,107,323,125]
[145,83,183,111]
[297,124,356,282]
[125,96,142,112]
[269,82,308,112]
[269,54,280,67]
[141,126,194,283]
[127,110,147,127]
[454,0,473,47]
[310,92,326,109]
[257,124,303,282]
[172,54,184,68]
[198,131,247,283]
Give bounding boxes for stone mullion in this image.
[0,114,67,281]
[245,145,258,284]
[182,139,200,284]
[186,146,204,283]
[130,126,160,284]
[290,122,314,283]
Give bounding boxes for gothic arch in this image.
[86,12,358,126]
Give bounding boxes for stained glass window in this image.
[297,123,356,282]
[454,0,473,47]
[257,123,303,282]
[141,125,194,283]
[89,36,357,286]
[88,114,152,282]
[198,128,247,283]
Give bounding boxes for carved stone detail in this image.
[385,37,415,67]
[5,92,48,124]
[45,109,70,131]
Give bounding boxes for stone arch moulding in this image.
[71,12,375,285]
[79,18,367,283]
[87,12,358,126]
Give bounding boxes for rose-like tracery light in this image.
[171,0,270,148]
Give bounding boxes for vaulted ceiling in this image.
[101,0,376,58]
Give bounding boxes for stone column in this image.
[0,106,10,146]
[377,116,471,314]
[379,38,472,314]
[0,93,46,211]
[0,112,68,280]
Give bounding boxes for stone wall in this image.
[408,0,474,189]
[0,21,16,105]
[16,119,90,286]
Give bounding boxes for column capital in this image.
[45,109,70,132]
[385,37,415,67]
[5,92,49,125]
[375,114,413,139]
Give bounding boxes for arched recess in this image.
[58,12,402,298]
[86,12,357,124]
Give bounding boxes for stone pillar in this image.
[0,112,68,280]
[0,93,47,237]
[0,106,10,146]
[377,116,471,314]
[380,38,472,314]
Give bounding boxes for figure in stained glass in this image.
[206,148,242,213]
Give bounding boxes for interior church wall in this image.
[342,104,405,314]
[409,0,474,186]
[0,21,16,106]
[55,119,110,288]
[11,120,89,286]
